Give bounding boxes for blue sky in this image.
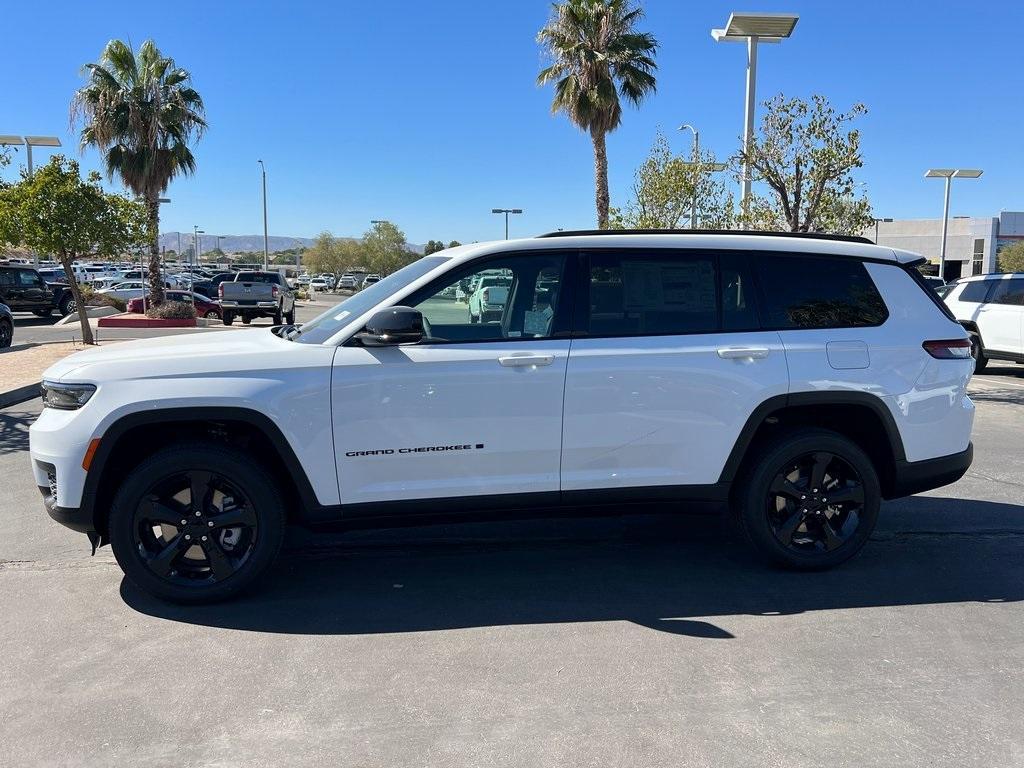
[2,0,1020,244]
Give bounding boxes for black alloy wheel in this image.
[765,451,865,553]
[735,428,880,570]
[109,443,285,603]
[132,470,258,586]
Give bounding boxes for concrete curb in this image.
[0,382,40,409]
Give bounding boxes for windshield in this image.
[294,256,449,344]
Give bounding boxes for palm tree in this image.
[72,40,206,304]
[537,0,657,229]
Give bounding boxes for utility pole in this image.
[258,160,269,271]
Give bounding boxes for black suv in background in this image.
[0,265,76,318]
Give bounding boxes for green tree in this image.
[72,39,207,305]
[363,221,413,275]
[609,130,735,230]
[997,240,1024,273]
[0,156,147,344]
[447,240,462,249]
[738,94,872,234]
[424,239,447,255]
[304,231,341,274]
[537,0,658,228]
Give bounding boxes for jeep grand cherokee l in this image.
[29,231,975,603]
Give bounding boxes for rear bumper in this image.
[887,442,973,499]
[221,301,278,310]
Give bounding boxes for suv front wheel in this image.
[109,443,286,603]
[734,429,880,570]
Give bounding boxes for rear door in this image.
[331,251,574,506]
[978,277,1024,353]
[561,249,789,492]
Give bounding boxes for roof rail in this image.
[536,228,874,245]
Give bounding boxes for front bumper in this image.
[887,442,973,499]
[39,485,94,533]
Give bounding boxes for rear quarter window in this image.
[753,253,888,329]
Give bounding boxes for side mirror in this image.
[355,306,424,346]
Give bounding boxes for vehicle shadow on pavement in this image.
[0,407,33,456]
[122,495,1024,638]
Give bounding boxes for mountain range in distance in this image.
[159,232,424,255]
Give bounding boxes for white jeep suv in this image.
[29,231,975,603]
[941,273,1024,372]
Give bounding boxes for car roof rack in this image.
[536,229,875,245]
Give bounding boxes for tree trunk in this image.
[146,194,165,305]
[592,129,610,229]
[59,253,94,346]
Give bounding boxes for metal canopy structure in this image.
[711,12,799,41]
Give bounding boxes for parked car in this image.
[468,275,512,323]
[219,271,296,326]
[338,274,357,289]
[361,274,381,288]
[942,272,1024,372]
[189,280,217,300]
[126,291,222,319]
[0,302,12,348]
[30,230,976,603]
[95,281,148,301]
[317,274,337,289]
[309,277,332,292]
[0,264,76,317]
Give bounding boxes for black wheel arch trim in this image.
[718,391,908,485]
[79,406,325,533]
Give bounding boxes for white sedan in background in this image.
[95,281,149,301]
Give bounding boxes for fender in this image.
[82,406,324,531]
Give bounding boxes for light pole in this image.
[925,169,983,280]
[678,124,699,227]
[2,135,63,266]
[711,13,798,214]
[257,160,269,271]
[491,208,523,239]
[193,226,205,266]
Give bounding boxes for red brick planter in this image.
[97,313,197,329]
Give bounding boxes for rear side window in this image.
[586,251,717,336]
[988,278,1024,306]
[753,254,888,329]
[958,281,992,303]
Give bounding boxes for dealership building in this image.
[869,211,1024,281]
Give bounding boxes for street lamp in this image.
[257,160,269,271]
[925,169,983,280]
[491,208,523,239]
[193,226,205,266]
[677,124,727,229]
[711,12,799,213]
[1,135,62,177]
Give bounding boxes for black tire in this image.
[59,295,76,317]
[969,332,988,374]
[734,428,880,571]
[33,308,53,318]
[241,315,252,325]
[284,308,295,325]
[223,312,235,326]
[0,319,12,349]
[108,443,286,604]
[273,311,283,325]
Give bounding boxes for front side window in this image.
[408,253,568,343]
[754,254,888,329]
[958,280,992,304]
[585,251,717,336]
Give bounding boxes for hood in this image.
[44,330,318,383]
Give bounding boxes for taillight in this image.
[218,283,224,298]
[922,339,972,359]
[482,288,490,303]
[272,285,280,298]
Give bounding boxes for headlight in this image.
[41,381,96,410]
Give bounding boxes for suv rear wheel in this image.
[734,429,880,570]
[969,332,988,373]
[108,443,286,604]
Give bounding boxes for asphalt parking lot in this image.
[1,367,1022,767]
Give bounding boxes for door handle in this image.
[717,347,770,360]
[498,354,554,367]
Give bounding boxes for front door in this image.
[331,251,574,506]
